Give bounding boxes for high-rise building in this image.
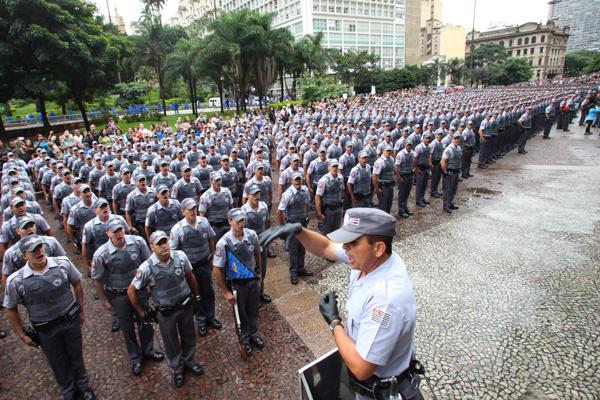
[548,0,600,52]
[418,0,465,63]
[466,21,570,80]
[404,0,422,65]
[420,0,442,27]
[168,0,408,69]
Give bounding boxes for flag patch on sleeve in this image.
[371,307,391,328]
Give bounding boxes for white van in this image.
[208,97,221,108]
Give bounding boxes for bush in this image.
[268,99,306,108]
[298,73,349,102]
[121,112,163,124]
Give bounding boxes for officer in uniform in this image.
[128,231,203,388]
[429,131,444,198]
[441,134,462,214]
[152,160,178,190]
[372,146,395,213]
[347,151,372,208]
[277,173,313,284]
[271,208,421,400]
[171,165,203,203]
[413,135,432,208]
[306,148,329,206]
[478,114,492,169]
[170,198,221,337]
[460,122,476,178]
[395,141,415,218]
[213,208,264,356]
[543,101,556,139]
[316,159,345,235]
[98,162,120,204]
[199,171,234,240]
[240,185,272,303]
[517,107,533,154]
[66,185,96,255]
[4,235,96,400]
[145,186,183,239]
[92,220,164,376]
[112,170,135,217]
[125,175,156,242]
[191,154,213,196]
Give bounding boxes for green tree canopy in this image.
[329,49,380,89]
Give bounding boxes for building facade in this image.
[548,0,600,52]
[466,21,570,80]
[420,20,465,62]
[164,0,409,69]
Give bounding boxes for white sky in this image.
[92,0,550,33]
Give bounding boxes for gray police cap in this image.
[17,215,35,229]
[181,198,197,209]
[157,185,169,195]
[327,208,396,243]
[150,230,169,244]
[11,197,26,207]
[247,185,262,195]
[227,208,247,222]
[107,219,125,232]
[95,198,109,208]
[20,235,44,252]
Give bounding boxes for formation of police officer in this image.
[0,81,594,398]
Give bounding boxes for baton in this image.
[232,290,248,360]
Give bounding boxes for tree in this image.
[497,58,533,85]
[270,28,294,101]
[329,49,380,90]
[583,52,600,74]
[472,43,508,67]
[297,73,349,102]
[0,0,16,135]
[197,35,231,113]
[113,81,152,108]
[447,58,465,85]
[167,38,202,116]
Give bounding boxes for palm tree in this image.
[167,37,201,116]
[447,58,464,85]
[270,28,294,101]
[136,12,168,115]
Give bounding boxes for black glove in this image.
[319,291,341,325]
[258,223,303,251]
[142,308,158,325]
[22,325,41,347]
[193,295,202,314]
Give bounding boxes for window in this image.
[328,20,341,31]
[314,18,326,31]
[516,49,521,56]
[538,58,542,65]
[382,24,393,34]
[524,37,529,45]
[499,40,504,47]
[509,39,513,46]
[531,36,536,44]
[531,48,535,54]
[541,35,545,42]
[507,50,512,56]
[348,23,356,32]
[523,48,528,55]
[517,38,522,45]
[540,47,543,53]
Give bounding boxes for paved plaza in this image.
[1,123,599,399]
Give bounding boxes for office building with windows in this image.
[548,0,600,52]
[466,21,570,80]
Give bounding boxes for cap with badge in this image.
[290,153,300,161]
[17,216,35,229]
[291,171,303,180]
[221,154,230,161]
[227,208,247,221]
[181,198,197,209]
[135,175,147,182]
[80,184,91,192]
[247,185,262,195]
[157,185,170,195]
[327,208,396,243]
[107,219,125,232]
[95,198,110,208]
[150,230,169,244]
[358,150,368,158]
[11,197,26,207]
[328,159,339,167]
[210,171,222,181]
[20,235,45,253]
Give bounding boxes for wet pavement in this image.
[1,122,599,399]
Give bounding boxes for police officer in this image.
[441,134,462,214]
[277,173,313,284]
[543,101,556,139]
[98,161,120,204]
[128,231,203,388]
[92,220,164,376]
[272,208,421,400]
[413,134,432,208]
[66,185,96,255]
[145,186,183,239]
[339,143,356,209]
[395,141,415,218]
[125,175,156,242]
[4,235,96,400]
[240,185,272,303]
[152,160,178,190]
[199,171,234,240]
[112,170,135,217]
[170,198,221,337]
[429,131,444,198]
[316,159,345,235]
[372,146,395,213]
[461,122,476,179]
[213,208,264,356]
[171,165,203,203]
[478,114,492,169]
[347,151,372,208]
[517,107,533,154]
[306,148,329,206]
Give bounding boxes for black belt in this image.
[354,193,371,199]
[432,159,441,164]
[324,202,343,209]
[448,168,460,173]
[349,368,413,399]
[380,181,395,187]
[156,296,192,315]
[191,256,212,268]
[31,303,81,331]
[104,287,128,295]
[400,171,414,176]
[417,165,430,169]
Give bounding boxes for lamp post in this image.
[469,0,477,86]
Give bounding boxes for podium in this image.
[298,348,355,400]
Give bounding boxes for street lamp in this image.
[469,0,477,86]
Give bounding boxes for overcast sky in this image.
[92,0,550,34]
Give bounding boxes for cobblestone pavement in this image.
[312,125,600,399]
[2,123,600,399]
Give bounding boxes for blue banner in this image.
[226,248,257,281]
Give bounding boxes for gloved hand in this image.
[319,291,341,325]
[258,223,303,251]
[193,295,202,314]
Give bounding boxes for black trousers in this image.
[517,128,530,152]
[430,160,442,195]
[191,259,216,326]
[443,171,460,209]
[288,234,306,275]
[543,117,554,138]
[231,280,260,343]
[415,168,429,203]
[461,148,473,176]
[108,291,155,363]
[397,173,413,212]
[38,318,89,400]
[156,305,196,375]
